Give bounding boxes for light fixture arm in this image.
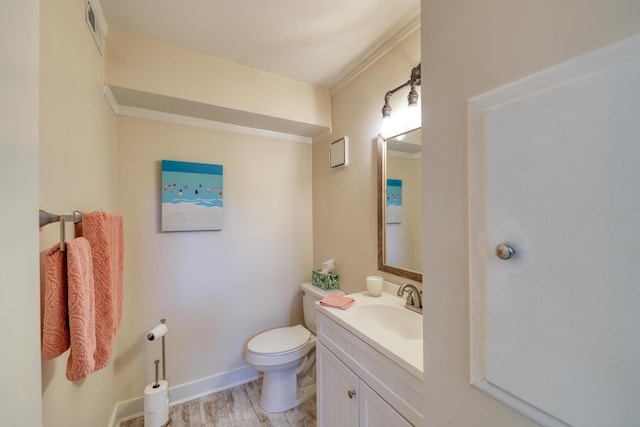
[381,63,421,118]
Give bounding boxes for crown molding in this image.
[330,14,421,96]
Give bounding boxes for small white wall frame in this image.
[330,137,348,168]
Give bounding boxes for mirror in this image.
[377,128,422,282]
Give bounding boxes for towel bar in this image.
[39,209,83,251]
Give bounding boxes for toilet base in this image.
[258,353,316,414]
[260,370,316,413]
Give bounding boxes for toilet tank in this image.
[301,282,345,334]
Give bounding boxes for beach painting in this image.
[161,160,224,231]
[386,178,402,224]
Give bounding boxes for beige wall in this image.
[313,30,421,293]
[37,2,315,420]
[39,0,117,426]
[0,0,42,425]
[114,117,313,401]
[105,28,331,130]
[420,0,640,425]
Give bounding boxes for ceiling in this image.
[99,0,420,90]
[387,127,421,155]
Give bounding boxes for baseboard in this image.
[109,365,259,427]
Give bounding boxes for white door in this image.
[469,35,640,427]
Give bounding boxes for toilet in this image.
[245,282,345,413]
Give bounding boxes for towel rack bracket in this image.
[39,209,83,228]
[39,209,83,251]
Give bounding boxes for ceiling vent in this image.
[85,0,104,55]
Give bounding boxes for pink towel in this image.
[319,294,355,310]
[82,211,124,370]
[65,237,97,381]
[42,246,70,359]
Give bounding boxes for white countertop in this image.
[316,290,424,380]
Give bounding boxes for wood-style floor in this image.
[119,379,316,427]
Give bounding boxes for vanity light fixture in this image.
[381,63,421,118]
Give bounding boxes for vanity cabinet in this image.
[316,311,422,427]
[318,343,411,427]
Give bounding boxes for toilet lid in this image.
[247,325,311,354]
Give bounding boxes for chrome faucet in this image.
[397,283,422,314]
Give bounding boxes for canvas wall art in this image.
[161,160,224,231]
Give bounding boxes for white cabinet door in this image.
[317,342,358,427]
[359,381,412,427]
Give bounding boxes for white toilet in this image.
[245,282,345,413]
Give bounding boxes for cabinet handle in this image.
[348,390,356,399]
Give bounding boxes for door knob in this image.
[495,243,515,260]
[348,390,356,399]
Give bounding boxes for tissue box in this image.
[311,270,339,290]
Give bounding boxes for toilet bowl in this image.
[244,282,344,413]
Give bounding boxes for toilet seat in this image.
[247,324,311,355]
[245,325,316,368]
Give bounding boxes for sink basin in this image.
[316,290,424,378]
[355,304,423,340]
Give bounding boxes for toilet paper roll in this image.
[146,323,168,341]
[144,380,169,411]
[144,406,169,427]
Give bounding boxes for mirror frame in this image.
[377,132,423,283]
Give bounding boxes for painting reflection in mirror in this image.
[378,128,422,282]
[386,179,403,224]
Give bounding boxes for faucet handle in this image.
[397,283,413,297]
[405,289,416,306]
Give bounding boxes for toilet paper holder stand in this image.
[145,319,170,427]
[147,318,167,387]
